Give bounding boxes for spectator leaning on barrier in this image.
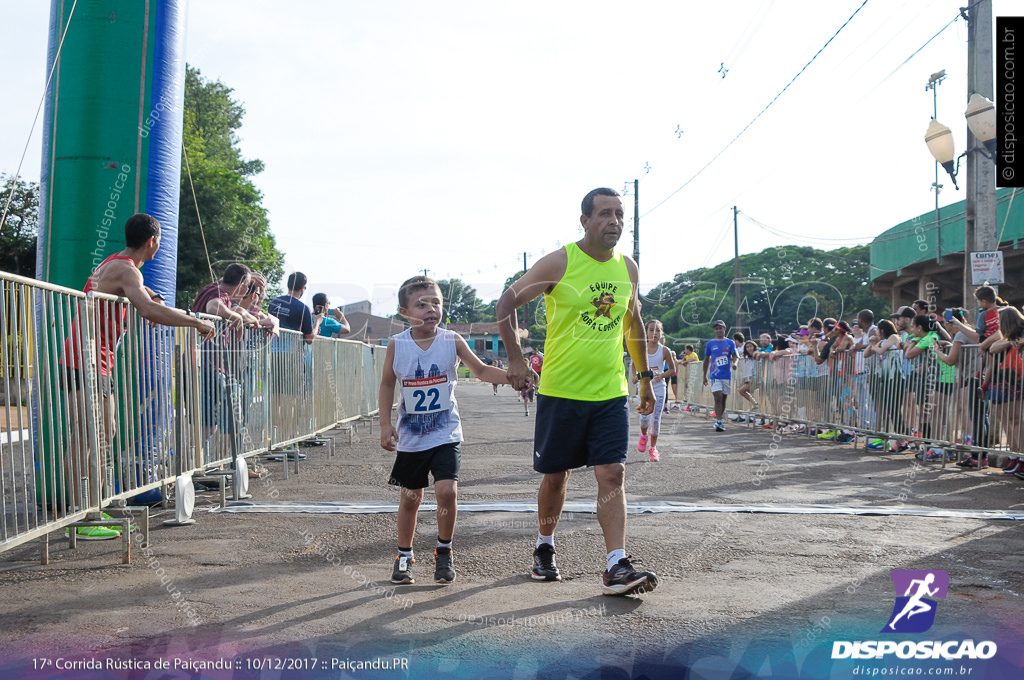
[62,214,216,534]
[269,272,321,344]
[311,293,351,339]
[192,263,259,333]
[863,319,909,450]
[989,306,1024,476]
[975,306,1024,471]
[192,263,260,455]
[904,315,953,451]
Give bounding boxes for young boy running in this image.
[703,320,738,432]
[379,275,511,585]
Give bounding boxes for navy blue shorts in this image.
[389,442,461,490]
[533,395,629,473]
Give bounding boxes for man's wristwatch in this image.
[638,370,654,380]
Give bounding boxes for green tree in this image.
[500,271,547,351]
[176,66,284,308]
[655,244,885,349]
[436,278,489,324]
[0,174,39,277]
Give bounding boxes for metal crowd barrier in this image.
[681,345,1023,462]
[0,271,388,555]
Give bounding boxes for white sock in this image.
[536,533,554,549]
[607,549,626,571]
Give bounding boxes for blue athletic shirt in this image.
[268,295,313,335]
[705,338,737,381]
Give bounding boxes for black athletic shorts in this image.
[389,442,461,490]
[533,395,629,474]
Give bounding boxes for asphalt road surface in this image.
[1,381,1022,679]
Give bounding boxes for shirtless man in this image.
[63,214,215,514]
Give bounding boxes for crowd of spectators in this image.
[671,285,1024,480]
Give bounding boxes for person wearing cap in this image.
[703,320,738,432]
[312,293,351,339]
[891,306,916,342]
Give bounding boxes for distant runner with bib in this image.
[703,320,738,432]
[498,187,658,597]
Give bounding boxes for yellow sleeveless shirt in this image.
[538,243,632,401]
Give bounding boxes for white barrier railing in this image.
[0,271,388,554]
[682,346,1022,459]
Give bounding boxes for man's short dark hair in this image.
[287,272,308,292]
[222,263,250,286]
[857,309,874,327]
[581,187,621,217]
[398,275,439,309]
[124,213,161,249]
[312,293,329,309]
[912,299,930,313]
[975,285,997,303]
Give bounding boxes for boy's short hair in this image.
[684,344,694,352]
[124,213,161,249]
[311,292,329,309]
[287,272,308,291]
[398,275,440,309]
[975,285,997,303]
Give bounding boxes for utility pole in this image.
[632,179,639,265]
[926,70,946,265]
[733,206,740,331]
[965,0,997,311]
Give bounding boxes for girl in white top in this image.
[736,340,760,412]
[631,320,675,462]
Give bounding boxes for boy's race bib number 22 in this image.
[401,375,451,413]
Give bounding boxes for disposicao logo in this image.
[831,569,998,661]
[881,569,948,634]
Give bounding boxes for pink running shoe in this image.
[648,447,660,462]
[637,434,649,453]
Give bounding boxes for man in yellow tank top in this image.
[497,188,658,596]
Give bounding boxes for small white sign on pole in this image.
[970,251,1004,286]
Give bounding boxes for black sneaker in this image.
[531,544,561,581]
[602,556,658,596]
[434,547,456,584]
[391,555,415,584]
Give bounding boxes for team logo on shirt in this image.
[592,292,616,319]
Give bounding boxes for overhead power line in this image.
[642,0,872,219]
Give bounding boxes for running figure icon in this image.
[888,573,938,630]
[881,570,948,634]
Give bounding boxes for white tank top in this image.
[647,344,666,384]
[392,328,463,452]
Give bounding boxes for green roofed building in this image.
[871,188,1024,310]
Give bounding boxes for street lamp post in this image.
[926,70,946,265]
[923,0,997,315]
